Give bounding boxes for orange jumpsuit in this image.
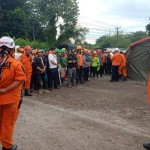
[20,53,32,89]
[0,56,26,148]
[111,52,123,66]
[119,54,127,77]
[77,53,83,67]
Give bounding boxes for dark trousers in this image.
[103,63,107,74]
[36,73,47,89]
[92,67,97,77]
[90,66,93,76]
[30,72,38,90]
[84,67,89,81]
[106,63,112,74]
[99,65,103,77]
[77,66,84,83]
[47,69,50,88]
[111,66,119,81]
[48,68,59,89]
[67,67,76,85]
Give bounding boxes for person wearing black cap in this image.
[67,50,77,87]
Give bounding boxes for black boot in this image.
[143,143,150,150]
[122,76,127,81]
[118,74,122,80]
[24,89,32,96]
[2,144,17,150]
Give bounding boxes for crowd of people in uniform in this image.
[14,45,127,96]
[1,36,150,150]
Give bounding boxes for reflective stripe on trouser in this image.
[119,66,127,77]
[0,101,19,148]
[24,72,32,89]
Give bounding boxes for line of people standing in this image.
[14,46,127,95]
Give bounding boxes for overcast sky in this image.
[78,0,150,44]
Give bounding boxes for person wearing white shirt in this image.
[48,48,60,90]
[14,45,22,60]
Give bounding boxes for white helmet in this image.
[114,48,120,52]
[0,36,15,49]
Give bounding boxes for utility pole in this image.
[109,29,111,38]
[115,26,121,48]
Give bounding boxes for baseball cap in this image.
[0,36,15,48]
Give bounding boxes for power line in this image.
[79,15,114,27]
[78,20,115,30]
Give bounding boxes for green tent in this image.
[126,37,150,81]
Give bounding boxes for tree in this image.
[56,26,88,45]
[146,23,150,36]
[0,0,26,11]
[96,34,130,49]
[33,0,79,46]
[125,31,148,43]
[0,0,30,38]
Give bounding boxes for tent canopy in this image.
[126,37,150,81]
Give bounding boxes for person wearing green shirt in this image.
[91,53,100,78]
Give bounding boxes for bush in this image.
[14,38,50,49]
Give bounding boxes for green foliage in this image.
[31,0,80,46]
[0,0,82,48]
[15,38,49,49]
[0,0,29,38]
[95,31,148,49]
[146,23,150,36]
[0,0,26,11]
[57,26,89,45]
[125,31,148,43]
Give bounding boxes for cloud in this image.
[78,0,150,44]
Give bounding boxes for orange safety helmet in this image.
[24,45,32,51]
[32,49,38,54]
[84,49,88,53]
[20,48,24,52]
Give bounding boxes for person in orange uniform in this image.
[0,36,26,150]
[77,48,84,84]
[110,48,123,82]
[102,51,107,74]
[119,51,127,81]
[19,45,32,96]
